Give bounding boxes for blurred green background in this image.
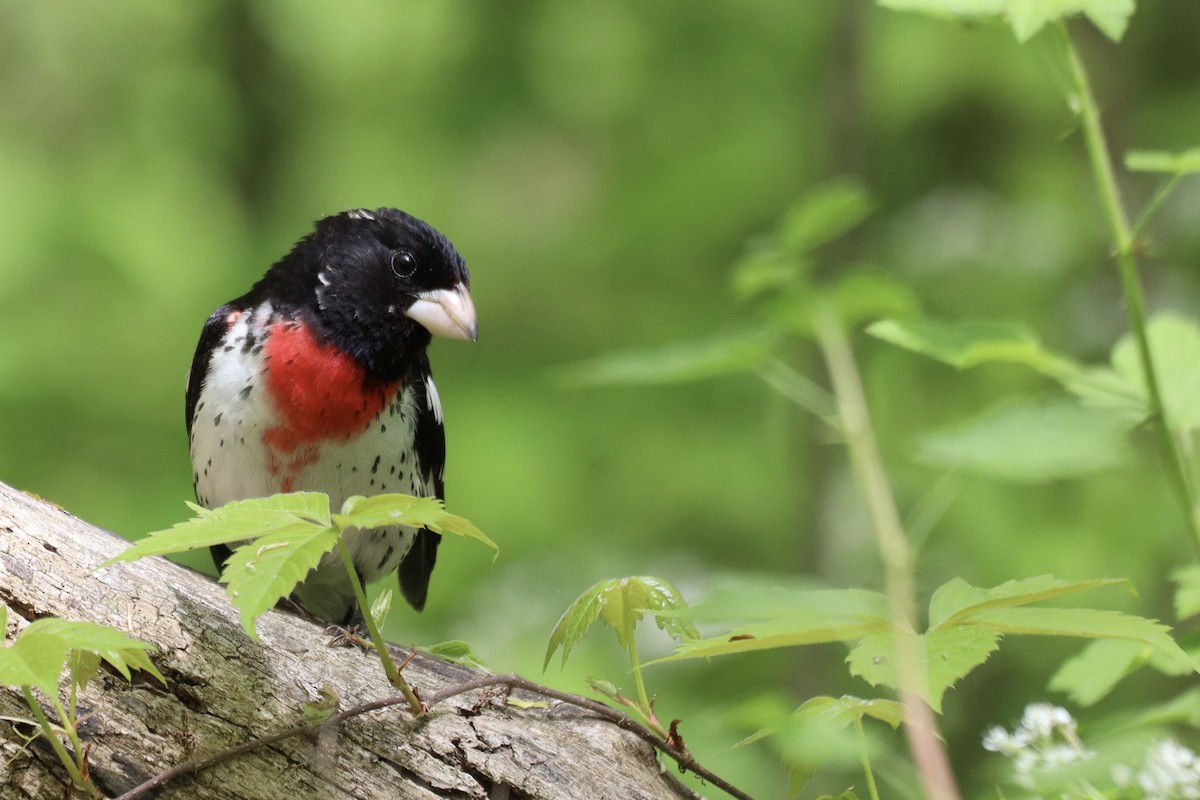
[3,2,1200,795]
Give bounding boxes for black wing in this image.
[185,304,236,441]
[398,355,445,611]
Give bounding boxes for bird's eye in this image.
[391,250,418,279]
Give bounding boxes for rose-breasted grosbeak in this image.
[185,208,476,624]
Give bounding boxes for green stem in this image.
[815,307,961,800]
[626,635,661,736]
[335,538,423,715]
[853,718,881,800]
[1058,24,1200,550]
[22,688,97,798]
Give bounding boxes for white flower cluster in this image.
[983,703,1091,787]
[1113,739,1200,800]
[984,703,1200,799]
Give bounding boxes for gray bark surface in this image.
[0,481,696,800]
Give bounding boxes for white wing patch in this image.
[346,208,376,221]
[425,374,444,424]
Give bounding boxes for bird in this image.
[185,207,476,624]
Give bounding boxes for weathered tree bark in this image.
[0,481,698,800]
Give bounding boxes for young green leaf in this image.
[1126,148,1200,175]
[220,526,342,638]
[103,493,333,566]
[369,588,394,631]
[425,640,485,667]
[867,317,1077,378]
[0,628,73,694]
[914,399,1132,483]
[544,576,697,669]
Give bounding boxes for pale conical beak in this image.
[404,282,478,342]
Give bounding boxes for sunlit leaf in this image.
[220,526,342,638]
[914,399,1132,482]
[102,493,332,565]
[558,332,774,388]
[0,628,71,694]
[1126,148,1200,175]
[867,317,1077,378]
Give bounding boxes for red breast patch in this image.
[261,321,400,491]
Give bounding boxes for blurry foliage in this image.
[3,1,1200,797]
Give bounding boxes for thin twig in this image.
[114,670,752,800]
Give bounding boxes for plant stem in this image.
[815,307,961,800]
[1058,24,1200,550]
[626,634,654,725]
[21,688,97,798]
[335,538,423,715]
[853,718,881,800]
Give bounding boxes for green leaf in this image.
[793,695,905,730]
[973,606,1193,669]
[544,576,696,669]
[1125,148,1200,175]
[558,331,774,388]
[1048,638,1150,706]
[369,588,394,631]
[425,640,485,667]
[104,493,332,565]
[928,575,1132,629]
[867,318,1077,379]
[1173,565,1200,620]
[338,494,497,553]
[778,178,873,257]
[0,628,71,694]
[914,399,1132,483]
[1109,314,1200,433]
[731,249,808,302]
[0,618,162,693]
[662,615,885,663]
[877,0,1134,41]
[220,526,342,638]
[846,626,1001,713]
